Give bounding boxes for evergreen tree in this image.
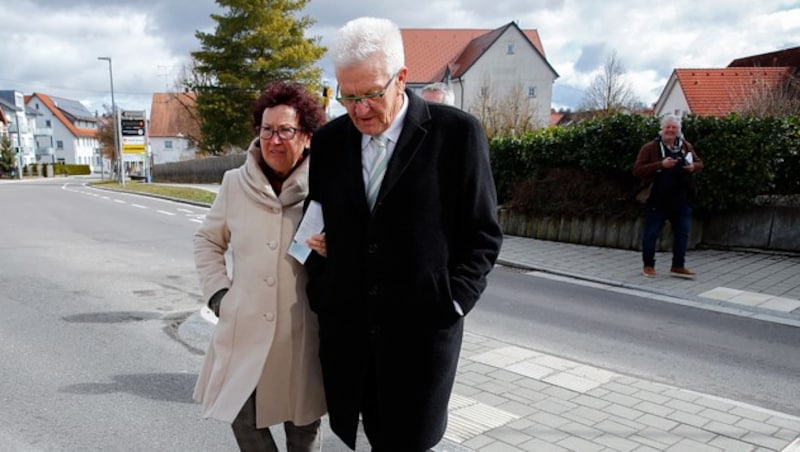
[0,135,16,177]
[186,0,325,154]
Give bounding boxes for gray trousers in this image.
[231,392,322,452]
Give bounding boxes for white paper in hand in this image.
[288,200,324,264]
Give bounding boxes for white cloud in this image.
[0,0,797,115]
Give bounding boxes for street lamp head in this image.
[98,56,111,61]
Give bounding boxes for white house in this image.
[401,21,559,128]
[26,93,100,170]
[148,92,200,164]
[0,90,40,167]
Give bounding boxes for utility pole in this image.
[98,56,124,188]
[14,112,24,180]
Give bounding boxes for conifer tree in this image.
[0,135,16,177]
[186,0,325,154]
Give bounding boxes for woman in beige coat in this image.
[193,81,326,451]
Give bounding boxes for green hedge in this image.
[490,113,800,218]
[52,163,91,176]
[22,163,92,177]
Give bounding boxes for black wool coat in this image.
[305,90,503,450]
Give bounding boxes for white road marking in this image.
[157,210,176,216]
[131,204,147,209]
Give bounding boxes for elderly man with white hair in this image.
[421,82,455,106]
[304,16,502,452]
[634,114,704,279]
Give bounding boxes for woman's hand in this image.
[306,233,327,257]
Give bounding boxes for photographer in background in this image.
[633,114,703,279]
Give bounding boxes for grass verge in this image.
[90,180,216,205]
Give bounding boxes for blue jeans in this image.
[642,205,692,268]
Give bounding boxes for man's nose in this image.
[353,100,371,113]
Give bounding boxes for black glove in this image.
[208,288,228,317]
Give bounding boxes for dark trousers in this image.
[231,392,321,452]
[360,357,434,452]
[642,205,692,268]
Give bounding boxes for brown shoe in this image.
[670,267,696,279]
[642,266,656,278]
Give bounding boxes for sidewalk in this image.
[498,236,800,328]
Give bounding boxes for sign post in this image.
[120,110,147,181]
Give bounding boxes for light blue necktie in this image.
[366,135,389,210]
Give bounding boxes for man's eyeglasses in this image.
[259,125,298,141]
[336,72,398,107]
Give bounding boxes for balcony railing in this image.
[35,147,55,156]
[34,127,53,136]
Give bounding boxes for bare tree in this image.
[580,51,639,114]
[739,72,800,117]
[469,75,543,138]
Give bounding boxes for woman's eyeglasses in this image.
[259,126,297,141]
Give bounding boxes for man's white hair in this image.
[660,113,682,131]
[332,17,404,77]
[422,82,455,106]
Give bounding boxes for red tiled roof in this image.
[148,92,200,138]
[675,68,793,117]
[401,23,545,83]
[549,110,564,126]
[32,93,97,138]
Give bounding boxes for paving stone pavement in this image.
[497,235,800,328]
[436,332,800,452]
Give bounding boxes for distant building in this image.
[654,46,799,118]
[401,21,558,128]
[25,93,100,169]
[148,93,201,164]
[0,90,43,166]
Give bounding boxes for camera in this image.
[668,150,688,166]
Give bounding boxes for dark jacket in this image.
[633,136,703,210]
[305,90,503,450]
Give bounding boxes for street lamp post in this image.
[97,56,124,188]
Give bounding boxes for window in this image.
[507,44,515,55]
[45,120,51,127]
[165,140,173,149]
[528,87,537,98]
[56,140,63,150]
[480,87,488,97]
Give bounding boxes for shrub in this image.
[492,113,800,218]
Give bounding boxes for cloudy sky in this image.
[2,0,799,117]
